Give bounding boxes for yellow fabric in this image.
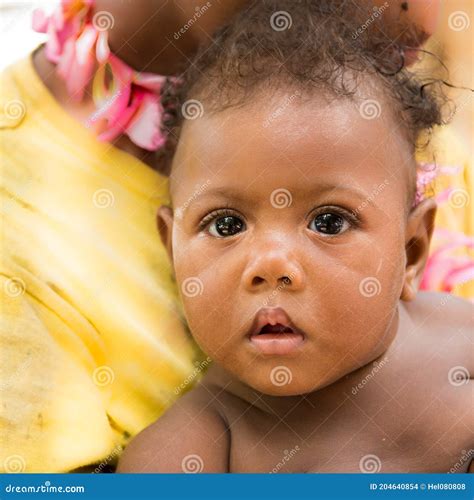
[415,127,474,300]
[0,55,202,473]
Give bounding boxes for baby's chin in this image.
[232,365,336,398]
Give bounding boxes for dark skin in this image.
[118,86,473,473]
[32,0,438,171]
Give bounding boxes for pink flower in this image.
[414,163,462,206]
[421,228,474,297]
[125,90,166,151]
[32,0,171,152]
[57,25,97,100]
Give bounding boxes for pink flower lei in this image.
[32,0,177,151]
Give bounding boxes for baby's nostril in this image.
[251,276,265,286]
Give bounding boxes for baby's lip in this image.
[247,306,305,338]
[247,307,306,356]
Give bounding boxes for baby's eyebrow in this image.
[187,187,251,207]
[185,183,377,210]
[314,183,376,204]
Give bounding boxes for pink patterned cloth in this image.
[416,163,474,298]
[32,0,176,151]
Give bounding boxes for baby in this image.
[118,0,473,473]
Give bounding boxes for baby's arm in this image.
[117,389,230,473]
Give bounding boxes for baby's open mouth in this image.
[248,307,305,356]
[257,323,295,335]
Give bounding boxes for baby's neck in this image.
[203,303,408,417]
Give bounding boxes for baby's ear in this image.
[401,198,437,301]
[157,205,174,262]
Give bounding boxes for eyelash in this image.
[308,205,360,228]
[198,206,242,231]
[198,205,360,233]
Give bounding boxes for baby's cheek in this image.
[307,243,404,354]
[176,269,236,358]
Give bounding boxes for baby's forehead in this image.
[170,88,415,208]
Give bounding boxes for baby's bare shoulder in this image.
[117,384,230,473]
[351,293,473,471]
[400,291,472,375]
[408,291,473,324]
[392,292,472,446]
[404,291,472,342]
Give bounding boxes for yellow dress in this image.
[0,56,203,472]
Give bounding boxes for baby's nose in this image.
[242,247,305,292]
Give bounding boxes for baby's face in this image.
[160,88,429,396]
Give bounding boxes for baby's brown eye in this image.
[209,215,245,237]
[309,213,347,235]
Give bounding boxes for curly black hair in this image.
[161,0,453,167]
